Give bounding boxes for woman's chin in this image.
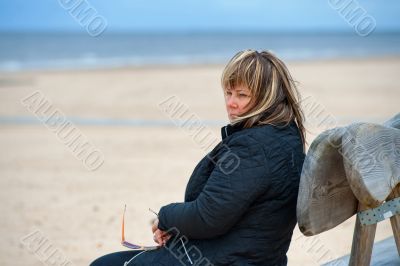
[228,116,240,123]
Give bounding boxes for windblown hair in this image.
[221,49,306,148]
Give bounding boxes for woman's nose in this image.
[227,96,238,108]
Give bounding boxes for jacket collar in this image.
[221,121,245,140]
[221,120,297,140]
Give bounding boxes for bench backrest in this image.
[297,113,400,236]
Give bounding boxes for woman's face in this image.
[224,84,253,122]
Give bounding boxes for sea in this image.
[1,31,400,71]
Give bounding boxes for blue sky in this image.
[1,0,399,32]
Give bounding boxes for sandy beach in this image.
[0,56,399,265]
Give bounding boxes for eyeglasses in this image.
[121,204,160,251]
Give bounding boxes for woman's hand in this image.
[152,218,171,246]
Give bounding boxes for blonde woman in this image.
[90,50,306,266]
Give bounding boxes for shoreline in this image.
[1,54,400,75]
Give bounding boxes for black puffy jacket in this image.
[153,121,305,266]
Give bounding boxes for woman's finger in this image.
[159,231,169,237]
[153,233,159,244]
[151,218,159,233]
[160,233,171,246]
[163,235,171,245]
[155,230,166,245]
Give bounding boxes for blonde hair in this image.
[221,49,306,148]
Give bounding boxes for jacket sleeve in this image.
[157,135,270,239]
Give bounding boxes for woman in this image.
[90,50,306,266]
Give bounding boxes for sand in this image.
[0,56,399,265]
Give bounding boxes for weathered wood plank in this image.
[342,123,400,207]
[388,185,400,257]
[349,204,377,266]
[322,236,400,266]
[386,113,400,256]
[384,112,400,129]
[297,113,400,236]
[297,128,358,236]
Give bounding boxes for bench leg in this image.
[390,214,400,257]
[349,204,377,266]
[389,185,400,256]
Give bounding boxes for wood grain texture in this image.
[342,123,400,207]
[349,204,377,266]
[386,113,400,257]
[297,113,400,236]
[388,185,400,257]
[297,128,358,236]
[384,112,400,129]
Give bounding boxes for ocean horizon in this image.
[1,31,400,71]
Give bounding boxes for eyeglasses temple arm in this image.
[122,204,126,242]
[148,208,159,217]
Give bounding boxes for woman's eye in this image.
[225,91,232,95]
[239,94,248,97]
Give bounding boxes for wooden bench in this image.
[297,113,400,265]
